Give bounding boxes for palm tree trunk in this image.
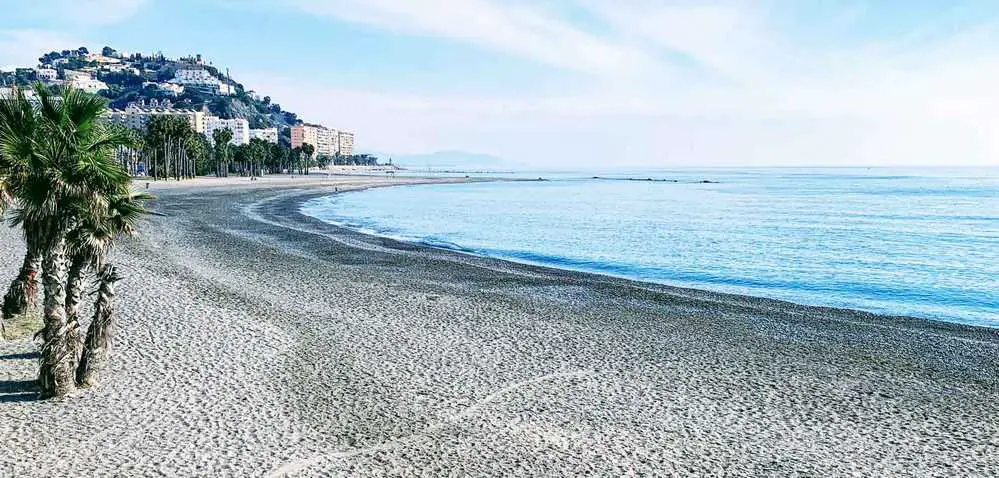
[64,253,88,367]
[76,265,119,388]
[64,253,87,320]
[2,244,42,328]
[38,236,76,398]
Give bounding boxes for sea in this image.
[301,167,999,328]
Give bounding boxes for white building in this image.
[108,100,207,134]
[337,131,355,156]
[291,124,356,156]
[249,127,278,143]
[205,117,249,145]
[143,81,185,96]
[172,68,234,96]
[70,76,108,94]
[315,127,338,156]
[102,63,139,74]
[173,68,216,84]
[36,68,58,82]
[63,70,91,80]
[0,87,36,99]
[86,54,121,64]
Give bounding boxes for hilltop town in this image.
[0,46,355,159]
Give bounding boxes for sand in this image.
[1,175,997,477]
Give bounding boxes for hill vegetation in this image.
[3,46,303,145]
[2,46,383,173]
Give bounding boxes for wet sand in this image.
[1,176,997,476]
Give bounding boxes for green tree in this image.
[70,188,150,387]
[0,84,134,397]
[185,133,211,177]
[300,143,315,175]
[143,115,192,180]
[245,138,269,178]
[212,127,233,177]
[291,146,302,175]
[0,101,42,327]
[232,143,248,176]
[265,142,287,174]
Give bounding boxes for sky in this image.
[2,0,999,168]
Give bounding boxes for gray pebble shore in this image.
[1,177,997,477]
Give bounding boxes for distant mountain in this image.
[373,150,521,170]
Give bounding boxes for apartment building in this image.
[291,123,350,156]
[249,127,278,143]
[205,117,250,146]
[108,100,206,133]
[290,124,319,151]
[172,68,234,96]
[173,68,217,85]
[337,131,355,156]
[316,127,338,156]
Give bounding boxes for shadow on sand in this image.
[0,352,39,360]
[0,379,39,402]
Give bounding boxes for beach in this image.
[1,175,997,477]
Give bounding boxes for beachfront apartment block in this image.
[315,127,338,156]
[205,117,250,146]
[107,101,250,146]
[291,124,319,152]
[338,131,354,156]
[291,123,355,156]
[291,124,336,155]
[249,127,278,143]
[108,101,207,134]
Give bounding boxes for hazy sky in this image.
[2,0,999,168]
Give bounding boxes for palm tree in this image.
[1,221,42,330]
[291,146,302,175]
[0,88,41,333]
[0,84,132,397]
[64,187,150,350]
[72,188,149,387]
[185,134,209,178]
[144,115,191,180]
[75,264,119,388]
[212,127,233,177]
[301,143,315,175]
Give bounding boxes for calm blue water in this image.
[302,168,999,327]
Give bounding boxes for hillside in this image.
[2,46,301,143]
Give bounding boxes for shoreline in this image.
[293,179,994,333]
[2,176,997,476]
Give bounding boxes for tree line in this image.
[120,116,379,180]
[1,84,149,398]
